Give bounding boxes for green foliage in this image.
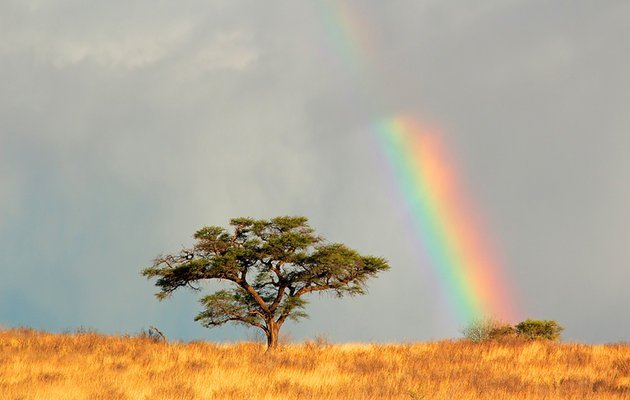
[463,318,563,342]
[462,318,514,342]
[142,216,390,349]
[461,319,491,342]
[488,323,516,340]
[515,319,563,341]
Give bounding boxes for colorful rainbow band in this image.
[315,1,519,326]
[375,116,516,324]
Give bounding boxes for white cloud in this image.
[0,2,254,71]
[193,32,258,72]
[0,22,193,69]
[1,24,257,72]
[170,31,259,80]
[50,24,193,69]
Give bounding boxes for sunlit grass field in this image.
[1,328,628,399]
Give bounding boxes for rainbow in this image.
[315,1,519,325]
[375,117,516,324]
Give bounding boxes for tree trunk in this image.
[265,321,280,351]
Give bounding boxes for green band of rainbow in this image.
[375,117,516,324]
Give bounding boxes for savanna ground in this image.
[0,328,628,399]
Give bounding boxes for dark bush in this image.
[515,319,563,341]
[488,323,516,340]
[137,326,166,342]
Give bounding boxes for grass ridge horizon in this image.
[1,327,628,399]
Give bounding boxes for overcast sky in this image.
[1,0,629,343]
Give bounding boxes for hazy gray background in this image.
[1,0,628,343]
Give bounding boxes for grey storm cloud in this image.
[1,0,629,343]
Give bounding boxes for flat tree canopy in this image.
[142,216,390,349]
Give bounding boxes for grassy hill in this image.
[1,328,628,399]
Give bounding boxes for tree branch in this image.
[294,275,356,297]
[269,283,288,312]
[241,282,271,313]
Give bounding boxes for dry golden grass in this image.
[0,328,628,399]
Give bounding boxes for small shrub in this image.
[304,334,331,350]
[462,318,514,342]
[515,319,563,341]
[73,326,99,334]
[279,332,293,346]
[462,318,493,342]
[137,326,166,343]
[488,323,516,340]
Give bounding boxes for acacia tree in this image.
[142,216,389,350]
